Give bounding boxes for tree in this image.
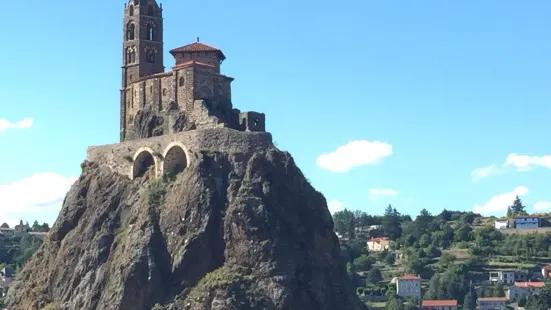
[439,209,452,221]
[386,297,404,310]
[510,196,528,216]
[366,267,383,284]
[518,296,527,307]
[384,251,396,265]
[0,223,9,229]
[463,289,477,310]
[353,255,374,271]
[333,209,356,239]
[382,205,403,240]
[506,207,512,218]
[493,282,505,297]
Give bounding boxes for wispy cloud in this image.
[0,118,33,134]
[327,199,345,214]
[0,173,77,227]
[316,140,392,173]
[472,153,551,181]
[473,186,528,215]
[534,201,551,212]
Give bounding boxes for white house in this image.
[367,237,391,252]
[489,270,528,284]
[507,281,545,300]
[478,297,507,310]
[396,274,422,299]
[420,300,457,310]
[494,219,509,230]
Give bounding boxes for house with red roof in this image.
[397,274,422,299]
[420,299,457,310]
[507,281,545,300]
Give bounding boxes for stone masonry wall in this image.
[87,128,273,179]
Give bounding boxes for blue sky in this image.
[1,0,551,226]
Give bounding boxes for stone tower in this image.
[120,0,165,142]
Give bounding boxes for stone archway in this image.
[162,142,190,176]
[131,147,157,180]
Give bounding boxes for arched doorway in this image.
[162,143,189,176]
[132,148,157,179]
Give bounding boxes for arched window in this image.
[126,49,130,64]
[129,5,134,16]
[148,5,154,16]
[126,23,135,40]
[130,50,136,63]
[179,77,185,87]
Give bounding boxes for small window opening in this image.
[129,5,134,16]
[179,77,185,87]
[126,23,135,40]
[147,25,154,40]
[253,118,260,127]
[163,88,167,96]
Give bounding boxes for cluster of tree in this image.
[1,220,51,233]
[0,230,44,272]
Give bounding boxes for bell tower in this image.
[120,0,165,141]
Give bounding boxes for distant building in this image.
[514,216,540,229]
[489,271,515,284]
[494,219,509,230]
[478,297,507,310]
[507,281,545,300]
[29,232,48,240]
[396,274,422,299]
[367,237,391,252]
[420,299,458,310]
[0,267,13,278]
[0,228,14,237]
[542,265,551,279]
[489,271,528,284]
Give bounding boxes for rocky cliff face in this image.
[6,147,367,310]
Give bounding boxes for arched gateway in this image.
[162,142,190,176]
[131,147,158,180]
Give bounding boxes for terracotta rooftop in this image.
[421,300,458,307]
[543,265,551,271]
[515,281,545,288]
[169,41,226,60]
[399,274,421,280]
[478,297,507,302]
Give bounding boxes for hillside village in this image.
[335,196,551,310]
[0,221,48,307]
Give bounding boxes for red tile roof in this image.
[515,281,545,288]
[399,274,421,280]
[169,42,226,60]
[478,297,507,302]
[421,300,458,307]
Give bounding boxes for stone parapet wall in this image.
[87,128,272,178]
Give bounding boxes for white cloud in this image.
[0,118,33,134]
[369,188,398,197]
[472,153,551,181]
[473,186,529,215]
[534,201,551,211]
[0,173,77,227]
[316,140,392,173]
[327,199,344,214]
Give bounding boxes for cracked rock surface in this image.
[6,147,367,310]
